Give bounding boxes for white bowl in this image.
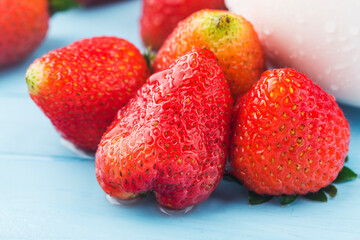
[226,0,360,107]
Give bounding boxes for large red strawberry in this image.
[0,0,49,67]
[25,36,150,152]
[152,10,265,98]
[229,68,350,196]
[95,49,232,210]
[140,0,227,51]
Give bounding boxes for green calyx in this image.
[248,183,338,206]
[333,166,357,183]
[226,156,357,206]
[48,0,81,15]
[201,12,241,44]
[142,47,156,72]
[25,62,47,96]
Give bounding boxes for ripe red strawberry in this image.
[95,49,232,209]
[25,36,150,152]
[229,68,350,196]
[0,0,49,67]
[140,0,227,51]
[152,10,265,98]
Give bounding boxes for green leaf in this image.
[142,47,156,71]
[280,195,298,205]
[344,155,349,163]
[304,189,327,202]
[333,166,358,183]
[48,0,80,15]
[323,184,337,197]
[222,173,242,185]
[248,191,273,205]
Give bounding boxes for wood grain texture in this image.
[0,1,359,239]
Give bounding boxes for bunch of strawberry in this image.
[24,0,356,211]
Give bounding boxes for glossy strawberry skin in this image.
[152,10,265,98]
[0,0,49,67]
[96,49,233,209]
[140,0,227,51]
[26,37,150,152]
[229,68,350,195]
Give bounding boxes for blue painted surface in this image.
[1,1,359,239]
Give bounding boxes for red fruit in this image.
[229,68,350,196]
[25,37,150,152]
[95,49,232,209]
[152,10,265,98]
[140,0,227,51]
[0,0,49,67]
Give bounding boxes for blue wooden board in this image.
[1,1,359,239]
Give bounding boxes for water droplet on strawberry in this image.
[158,204,195,216]
[105,194,144,206]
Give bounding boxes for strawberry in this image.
[25,36,150,152]
[152,10,265,98]
[140,0,227,51]
[95,49,232,210]
[229,68,350,196]
[0,0,49,67]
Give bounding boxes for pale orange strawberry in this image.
[152,10,265,98]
